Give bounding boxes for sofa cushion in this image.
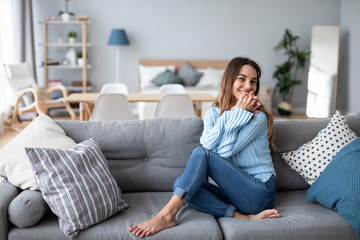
[217,190,357,240]
[178,62,203,86]
[281,111,357,185]
[151,69,183,86]
[8,192,223,240]
[272,114,360,191]
[25,138,129,239]
[306,137,360,238]
[8,190,48,228]
[0,114,76,190]
[55,117,203,192]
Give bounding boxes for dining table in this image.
[65,92,215,121]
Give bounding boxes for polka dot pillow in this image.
[281,111,357,185]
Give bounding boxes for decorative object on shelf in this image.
[273,29,311,115]
[61,58,70,65]
[67,31,77,44]
[107,29,130,83]
[75,15,89,21]
[58,31,63,43]
[42,59,59,66]
[58,0,74,22]
[66,48,76,66]
[76,52,88,66]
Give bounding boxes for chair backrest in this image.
[100,83,129,94]
[3,62,37,92]
[154,94,195,118]
[159,84,185,94]
[90,94,134,121]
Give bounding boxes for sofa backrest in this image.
[272,114,360,191]
[56,117,203,192]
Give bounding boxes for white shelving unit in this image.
[40,20,91,93]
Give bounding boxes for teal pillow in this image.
[306,137,360,238]
[150,69,183,86]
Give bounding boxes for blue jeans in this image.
[173,146,276,217]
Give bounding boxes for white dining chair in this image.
[153,94,196,118]
[159,84,185,94]
[89,94,134,121]
[100,83,129,94]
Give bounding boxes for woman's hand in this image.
[231,91,261,113]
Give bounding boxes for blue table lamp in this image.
[107,29,130,83]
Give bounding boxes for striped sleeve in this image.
[216,111,268,158]
[200,107,253,151]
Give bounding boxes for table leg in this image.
[79,102,85,121]
[194,102,202,118]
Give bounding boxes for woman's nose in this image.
[243,80,251,90]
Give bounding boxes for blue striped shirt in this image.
[200,107,275,182]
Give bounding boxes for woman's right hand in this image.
[231,91,261,113]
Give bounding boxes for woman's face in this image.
[232,64,258,100]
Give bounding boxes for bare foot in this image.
[128,214,177,238]
[249,209,280,219]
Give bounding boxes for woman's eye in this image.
[251,81,257,84]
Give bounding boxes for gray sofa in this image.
[1,115,360,240]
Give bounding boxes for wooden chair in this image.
[3,63,75,124]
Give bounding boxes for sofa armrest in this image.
[0,180,20,240]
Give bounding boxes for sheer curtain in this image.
[0,0,35,133]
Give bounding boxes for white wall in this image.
[32,0,344,112]
[338,0,360,115]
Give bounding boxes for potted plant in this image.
[76,52,88,66]
[273,29,311,115]
[68,31,77,44]
[58,0,74,22]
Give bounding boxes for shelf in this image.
[39,21,91,24]
[40,65,92,69]
[39,43,92,47]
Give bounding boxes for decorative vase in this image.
[277,101,293,116]
[66,48,76,66]
[61,13,71,22]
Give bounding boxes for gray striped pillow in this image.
[26,138,129,239]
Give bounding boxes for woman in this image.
[129,57,280,238]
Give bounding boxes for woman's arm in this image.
[200,107,253,150]
[216,111,268,158]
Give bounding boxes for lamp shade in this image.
[107,29,130,46]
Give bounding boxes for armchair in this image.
[3,63,75,124]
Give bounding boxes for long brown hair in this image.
[213,57,276,151]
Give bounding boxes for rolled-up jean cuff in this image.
[174,187,188,200]
[224,204,236,217]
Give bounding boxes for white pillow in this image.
[139,65,176,89]
[0,114,76,190]
[281,111,357,185]
[196,68,225,87]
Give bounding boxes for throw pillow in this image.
[281,111,357,185]
[25,138,129,239]
[196,68,225,87]
[8,190,48,228]
[150,69,183,86]
[139,64,176,88]
[306,137,360,239]
[177,62,203,86]
[0,114,76,190]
